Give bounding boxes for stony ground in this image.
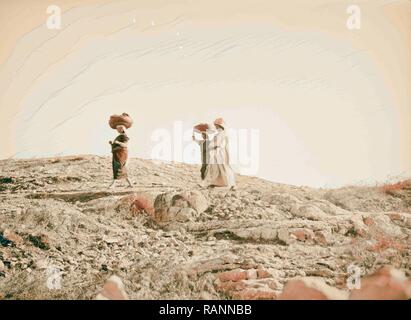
[0,155,410,300]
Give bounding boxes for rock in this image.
[257,268,272,279]
[290,205,328,221]
[231,287,277,300]
[306,268,334,277]
[95,275,129,300]
[350,213,405,238]
[266,193,300,208]
[216,278,247,293]
[349,267,411,300]
[370,214,404,238]
[277,228,296,245]
[173,207,197,222]
[180,190,208,214]
[131,197,155,216]
[117,193,155,216]
[154,193,178,214]
[217,268,268,282]
[314,230,333,245]
[0,260,5,272]
[317,201,351,216]
[245,269,258,280]
[350,215,367,236]
[230,226,277,242]
[278,277,349,300]
[154,191,208,223]
[215,270,279,300]
[157,206,197,223]
[188,256,249,278]
[114,193,154,216]
[260,227,277,241]
[363,217,374,226]
[386,212,403,222]
[218,270,249,282]
[291,228,315,242]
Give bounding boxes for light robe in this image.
[208,129,236,187]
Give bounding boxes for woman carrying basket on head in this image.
[192,123,215,182]
[108,113,133,189]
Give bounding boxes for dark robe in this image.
[111,133,129,180]
[200,140,210,180]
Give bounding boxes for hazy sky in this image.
[0,0,410,187]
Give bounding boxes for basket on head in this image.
[109,113,133,129]
[193,123,210,133]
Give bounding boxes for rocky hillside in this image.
[0,155,410,299]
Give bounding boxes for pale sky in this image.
[0,0,410,187]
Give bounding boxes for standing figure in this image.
[109,125,133,188]
[208,118,236,188]
[192,124,214,181]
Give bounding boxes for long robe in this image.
[194,138,211,180]
[111,133,129,180]
[207,129,236,187]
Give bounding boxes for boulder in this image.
[215,268,279,300]
[369,214,404,238]
[95,275,129,300]
[154,191,208,223]
[116,193,155,216]
[349,267,411,300]
[179,190,209,214]
[278,277,349,300]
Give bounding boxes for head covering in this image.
[214,118,225,129]
[116,124,126,133]
[194,123,216,134]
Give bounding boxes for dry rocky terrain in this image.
[0,155,410,299]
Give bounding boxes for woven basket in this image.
[109,113,133,129]
[193,123,210,133]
